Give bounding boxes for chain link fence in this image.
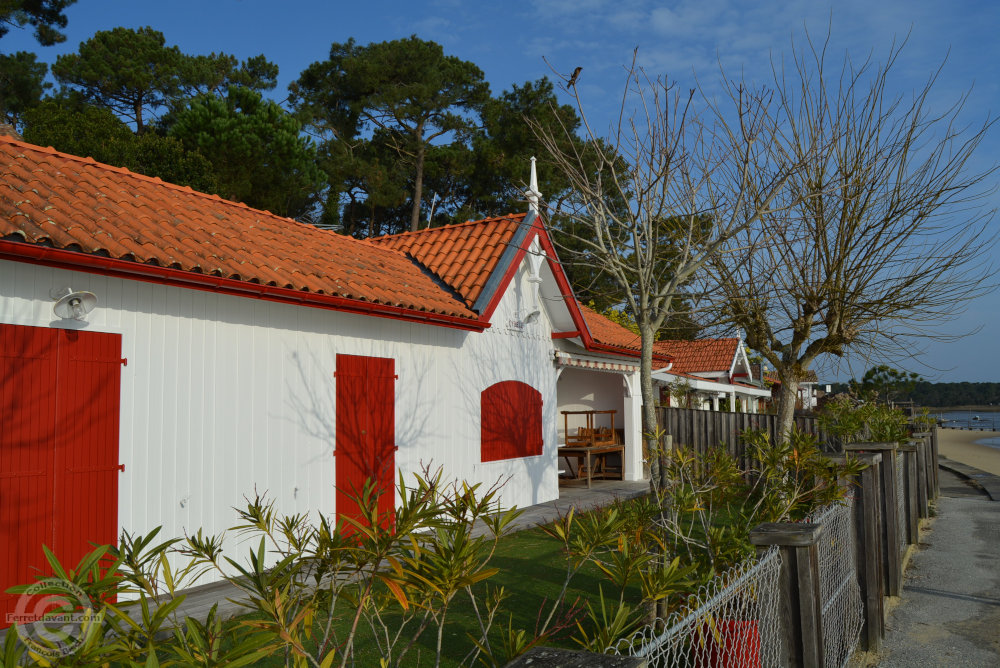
[608,546,784,667]
[805,500,864,668]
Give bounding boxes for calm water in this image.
[933,409,1000,430]
[933,409,1000,450]
[975,437,1000,450]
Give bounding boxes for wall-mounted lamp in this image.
[51,287,97,321]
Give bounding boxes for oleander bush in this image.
[5,433,861,667]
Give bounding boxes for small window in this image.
[481,380,543,461]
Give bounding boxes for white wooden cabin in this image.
[0,138,652,614]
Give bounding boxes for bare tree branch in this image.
[707,29,997,440]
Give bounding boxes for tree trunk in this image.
[410,140,425,232]
[775,377,800,444]
[640,324,663,494]
[134,99,144,134]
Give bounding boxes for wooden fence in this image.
[656,407,824,466]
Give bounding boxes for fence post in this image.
[749,523,824,668]
[910,431,937,501]
[911,437,929,519]
[916,428,940,499]
[844,443,902,597]
[831,452,884,651]
[897,444,919,546]
[930,427,940,498]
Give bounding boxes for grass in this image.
[245,517,641,667]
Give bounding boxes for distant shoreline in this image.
[924,406,1000,411]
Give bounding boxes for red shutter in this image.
[0,326,59,627]
[53,330,122,575]
[0,325,121,629]
[335,354,395,529]
[481,381,543,462]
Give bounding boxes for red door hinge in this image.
[120,358,128,366]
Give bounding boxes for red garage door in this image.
[335,354,395,529]
[0,325,122,629]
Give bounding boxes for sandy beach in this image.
[936,428,1000,477]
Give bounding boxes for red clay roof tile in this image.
[0,137,482,321]
[371,214,525,309]
[653,338,741,374]
[575,304,674,367]
[577,304,642,351]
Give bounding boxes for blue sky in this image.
[4,0,999,384]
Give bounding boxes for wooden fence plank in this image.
[656,407,822,462]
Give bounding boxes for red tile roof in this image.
[0,137,480,322]
[754,366,819,385]
[578,304,641,350]
[576,304,673,366]
[653,338,741,374]
[371,214,525,309]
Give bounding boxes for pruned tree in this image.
[532,58,791,491]
[707,34,996,441]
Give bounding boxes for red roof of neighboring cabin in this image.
[653,338,741,375]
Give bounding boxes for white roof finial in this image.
[526,156,541,213]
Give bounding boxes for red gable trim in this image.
[0,241,489,332]
[477,217,541,324]
[533,225,592,342]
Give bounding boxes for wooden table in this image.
[560,410,623,488]
[558,443,625,488]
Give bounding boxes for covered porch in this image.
[554,351,644,485]
[652,369,772,414]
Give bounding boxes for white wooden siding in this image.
[0,258,560,583]
[556,367,627,439]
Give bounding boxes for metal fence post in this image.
[749,523,824,668]
[844,443,902,597]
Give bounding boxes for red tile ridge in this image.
[370,212,527,242]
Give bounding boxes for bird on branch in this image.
[567,66,582,87]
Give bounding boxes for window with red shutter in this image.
[481,381,543,462]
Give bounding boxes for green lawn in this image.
[246,522,641,667]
